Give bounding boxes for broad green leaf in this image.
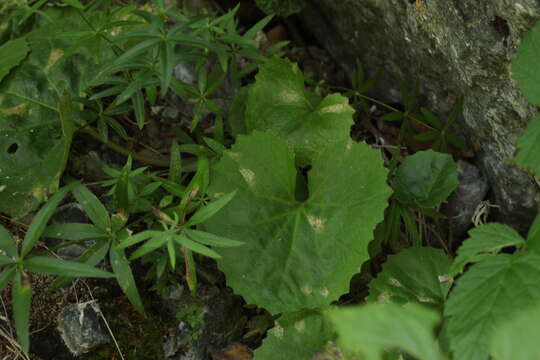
[394,150,458,208]
[43,223,109,241]
[21,182,77,258]
[367,247,452,310]
[184,229,243,247]
[0,10,113,217]
[0,38,30,83]
[13,271,32,354]
[0,266,16,292]
[227,86,249,137]
[445,251,540,360]
[110,247,146,316]
[204,132,391,314]
[327,303,444,360]
[490,304,540,360]
[0,224,17,258]
[514,115,540,177]
[526,213,540,252]
[511,20,540,106]
[72,183,111,231]
[185,190,237,227]
[25,256,114,278]
[245,57,354,165]
[254,310,334,360]
[450,223,526,276]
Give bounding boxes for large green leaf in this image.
[204,132,391,314]
[514,115,540,177]
[244,57,354,165]
[394,150,458,208]
[367,246,452,311]
[0,9,113,217]
[490,304,540,360]
[449,223,526,276]
[526,213,540,252]
[0,38,29,83]
[512,21,540,177]
[512,20,540,106]
[445,251,540,360]
[327,303,444,360]
[254,310,334,360]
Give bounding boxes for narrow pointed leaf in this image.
[43,223,109,241]
[175,235,221,259]
[0,266,16,292]
[129,235,169,260]
[13,272,32,354]
[25,256,113,278]
[110,247,146,316]
[72,183,111,231]
[185,190,237,227]
[185,229,243,247]
[0,225,17,258]
[21,182,77,258]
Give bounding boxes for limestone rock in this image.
[300,0,540,232]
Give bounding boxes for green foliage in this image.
[255,0,306,17]
[243,57,354,165]
[367,247,452,311]
[511,20,540,177]
[254,310,334,360]
[0,183,113,354]
[204,132,391,314]
[327,303,445,360]
[445,251,540,360]
[490,304,540,360]
[393,150,458,209]
[449,223,526,276]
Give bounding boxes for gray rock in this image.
[442,161,489,238]
[300,0,540,233]
[57,301,110,356]
[161,284,245,360]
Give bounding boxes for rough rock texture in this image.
[57,301,110,356]
[442,161,490,238]
[300,0,540,232]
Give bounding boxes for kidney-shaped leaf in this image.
[204,132,391,314]
[445,251,540,360]
[327,303,444,360]
[394,150,458,208]
[367,246,452,311]
[254,310,334,360]
[245,57,354,165]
